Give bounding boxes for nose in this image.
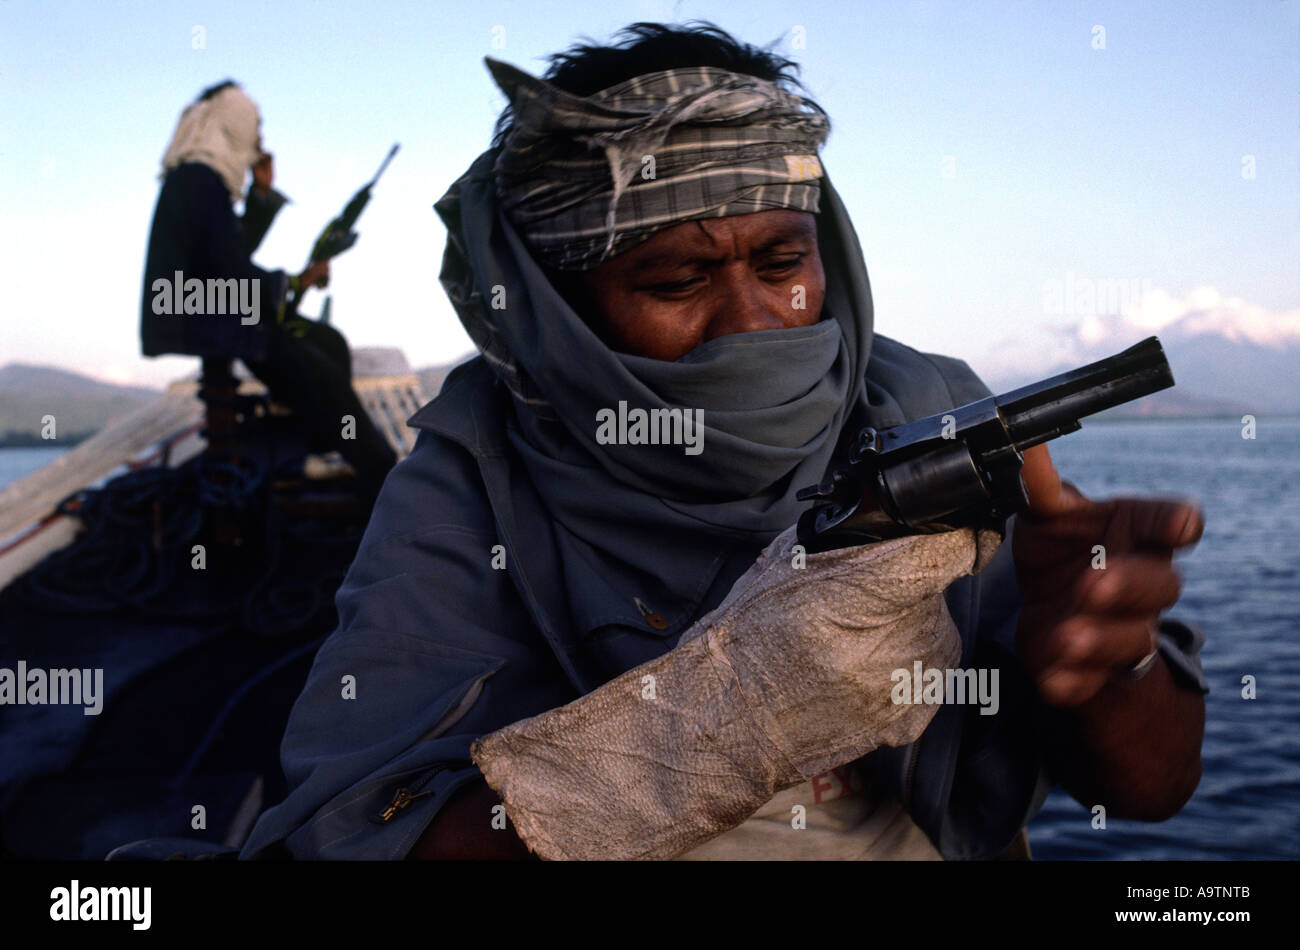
[703,266,786,342]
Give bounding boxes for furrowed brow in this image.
[753,227,816,254]
[630,226,814,273]
[630,253,694,274]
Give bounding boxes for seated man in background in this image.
[242,23,1209,861]
[140,79,395,492]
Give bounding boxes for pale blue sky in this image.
[2,0,1296,387]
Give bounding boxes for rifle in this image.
[288,143,399,321]
[795,337,1175,552]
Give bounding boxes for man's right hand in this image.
[252,152,274,194]
[298,259,330,292]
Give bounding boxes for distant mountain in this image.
[980,288,1300,417]
[0,357,476,448]
[1152,335,1299,415]
[0,364,161,445]
[6,297,1289,449]
[1093,386,1253,420]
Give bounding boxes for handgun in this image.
[795,337,1175,552]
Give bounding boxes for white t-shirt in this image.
[675,762,941,860]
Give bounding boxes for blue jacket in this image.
[240,351,1053,861]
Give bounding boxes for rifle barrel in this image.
[368,144,400,188]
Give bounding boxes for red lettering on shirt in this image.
[832,765,861,796]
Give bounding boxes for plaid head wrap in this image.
[486,57,831,271]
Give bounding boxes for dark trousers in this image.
[245,319,397,489]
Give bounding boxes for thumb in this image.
[1021,444,1087,517]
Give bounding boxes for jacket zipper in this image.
[376,673,499,823]
[376,761,461,823]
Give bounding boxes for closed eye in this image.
[761,255,804,276]
[642,277,704,295]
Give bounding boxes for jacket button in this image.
[634,597,668,630]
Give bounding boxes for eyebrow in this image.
[628,224,815,273]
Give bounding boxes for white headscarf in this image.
[160,83,261,201]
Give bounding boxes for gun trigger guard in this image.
[795,470,844,504]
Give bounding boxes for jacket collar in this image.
[407,358,508,459]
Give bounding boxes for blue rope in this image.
[169,635,328,789]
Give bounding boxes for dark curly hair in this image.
[196,79,240,103]
[490,21,823,150]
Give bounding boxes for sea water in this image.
[2,420,1296,858]
[1026,418,1300,859]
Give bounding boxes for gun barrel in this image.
[368,144,400,188]
[996,336,1174,447]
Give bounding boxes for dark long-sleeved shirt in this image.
[140,162,288,362]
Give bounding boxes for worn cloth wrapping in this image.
[472,524,1002,861]
[486,57,830,271]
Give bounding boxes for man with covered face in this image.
[141,80,395,491]
[242,23,1209,861]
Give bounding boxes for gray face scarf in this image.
[490,170,866,538]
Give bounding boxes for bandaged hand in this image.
[471,524,1001,860]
